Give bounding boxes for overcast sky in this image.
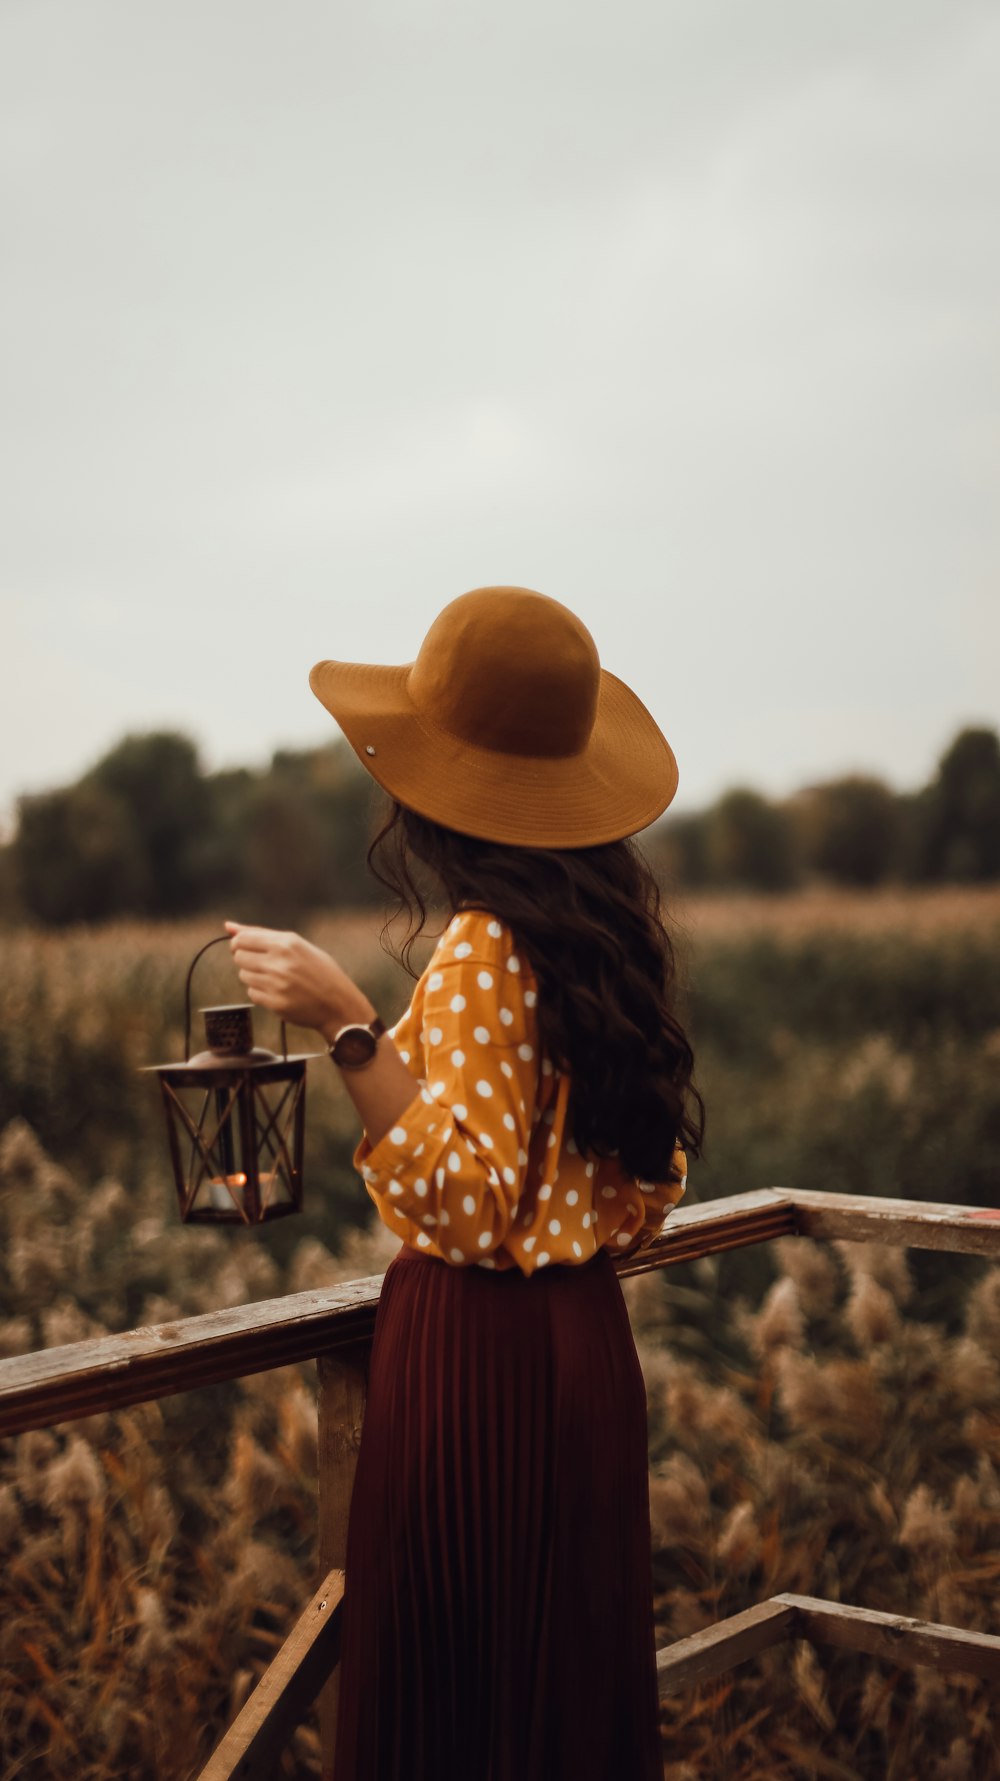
[2,0,997,832]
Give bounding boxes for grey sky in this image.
[2,0,997,832]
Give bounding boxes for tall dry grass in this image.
[0,888,998,1776]
[670,882,1000,941]
[0,1117,405,1779]
[622,1240,1000,1778]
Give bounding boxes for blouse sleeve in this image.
[353,942,540,1265]
[611,1144,688,1258]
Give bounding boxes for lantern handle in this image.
[184,934,289,1063]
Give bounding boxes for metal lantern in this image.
[143,935,323,1225]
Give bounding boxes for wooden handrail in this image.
[775,1594,1000,1683]
[3,1188,997,1440]
[196,1567,345,1781]
[655,1597,796,1692]
[656,1594,1000,1692]
[0,1271,387,1439]
[774,1186,1000,1253]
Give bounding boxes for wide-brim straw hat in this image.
[309,585,678,849]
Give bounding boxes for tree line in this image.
[649,725,1000,895]
[1,723,997,928]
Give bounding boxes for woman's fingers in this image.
[237,970,272,993]
[233,951,277,982]
[245,985,277,1008]
[238,971,281,1007]
[225,923,284,955]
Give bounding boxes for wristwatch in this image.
[328,1014,387,1071]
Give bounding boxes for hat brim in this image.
[308,658,678,848]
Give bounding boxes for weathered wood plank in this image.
[786,1189,1000,1256]
[657,1592,1000,1695]
[775,1593,1000,1681]
[195,1566,345,1781]
[316,1345,369,1781]
[656,1597,796,1692]
[627,1185,1000,1277]
[617,1192,797,1276]
[0,1274,386,1437]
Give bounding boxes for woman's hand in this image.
[224,921,375,1044]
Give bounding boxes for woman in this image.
[226,585,705,1781]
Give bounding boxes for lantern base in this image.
[180,1200,300,1225]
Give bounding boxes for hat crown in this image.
[406,586,600,759]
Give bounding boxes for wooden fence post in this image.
[316,1341,370,1781]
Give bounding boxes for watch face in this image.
[335,1025,377,1067]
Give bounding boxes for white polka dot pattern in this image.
[351,907,688,1275]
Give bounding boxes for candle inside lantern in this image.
[202,1170,285,1213]
[205,1172,248,1210]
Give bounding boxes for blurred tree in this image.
[85,732,209,916]
[13,732,207,925]
[191,766,257,909]
[8,720,998,927]
[240,776,330,923]
[236,743,385,922]
[785,774,902,886]
[14,779,149,923]
[300,742,387,910]
[704,788,799,891]
[645,812,713,891]
[0,840,23,924]
[908,727,1000,882]
[7,731,387,927]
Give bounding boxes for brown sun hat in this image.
[308,585,679,848]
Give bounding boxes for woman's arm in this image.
[224,920,423,1147]
[226,917,539,1263]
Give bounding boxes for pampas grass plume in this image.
[845,1271,899,1346]
[42,1437,106,1509]
[748,1276,804,1356]
[773,1236,841,1317]
[898,1482,957,1558]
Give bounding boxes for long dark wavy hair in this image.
[365,797,705,1184]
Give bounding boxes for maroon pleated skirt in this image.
[332,1243,664,1781]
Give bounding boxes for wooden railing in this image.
[2,1186,999,1779]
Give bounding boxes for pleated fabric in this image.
[332,1244,664,1781]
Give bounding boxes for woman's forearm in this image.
[321,992,425,1149]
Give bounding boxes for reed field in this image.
[1,885,999,1777]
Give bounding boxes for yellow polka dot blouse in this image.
[353,907,688,1275]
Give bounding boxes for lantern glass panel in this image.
[157,1061,307,1224]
